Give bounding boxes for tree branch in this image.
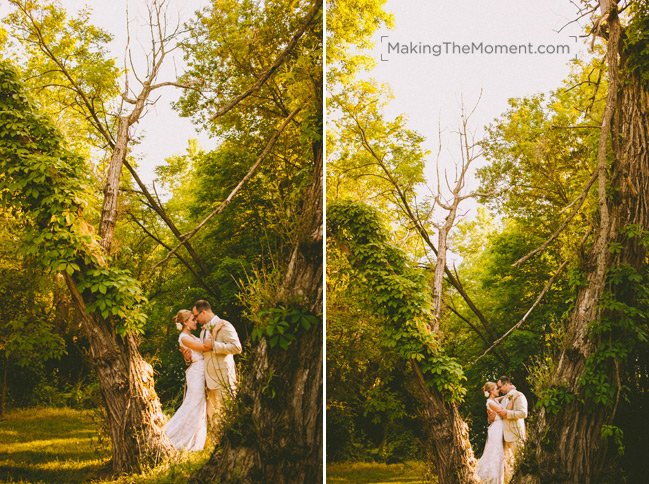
[154,106,301,269]
[207,0,321,122]
[129,214,218,299]
[472,258,570,364]
[512,169,598,267]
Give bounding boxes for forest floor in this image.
[0,407,210,484]
[326,461,434,484]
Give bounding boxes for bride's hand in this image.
[213,319,225,332]
[203,335,214,350]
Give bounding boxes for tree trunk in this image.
[0,354,6,419]
[513,3,649,482]
[412,362,480,484]
[191,145,323,484]
[99,116,128,254]
[64,274,175,472]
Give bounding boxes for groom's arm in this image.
[211,322,242,355]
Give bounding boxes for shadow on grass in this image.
[0,463,105,484]
[0,408,110,484]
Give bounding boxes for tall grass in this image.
[326,461,434,484]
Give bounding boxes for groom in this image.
[495,376,528,482]
[188,300,242,434]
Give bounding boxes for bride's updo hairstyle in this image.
[482,382,497,398]
[173,309,193,331]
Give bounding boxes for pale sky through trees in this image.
[1,0,211,184]
[370,0,588,215]
[3,0,588,195]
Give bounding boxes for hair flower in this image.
[484,391,490,398]
[175,322,183,331]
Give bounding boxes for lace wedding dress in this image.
[165,333,207,451]
[476,398,505,484]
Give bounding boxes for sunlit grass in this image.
[0,407,211,484]
[326,461,436,484]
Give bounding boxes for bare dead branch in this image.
[550,125,601,129]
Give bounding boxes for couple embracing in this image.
[476,376,528,484]
[165,300,242,451]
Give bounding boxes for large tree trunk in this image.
[65,275,175,473]
[0,354,6,419]
[514,3,649,482]
[191,146,323,483]
[412,362,479,484]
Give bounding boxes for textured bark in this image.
[412,362,480,484]
[0,356,6,419]
[65,274,175,472]
[99,116,128,254]
[513,3,649,482]
[191,146,323,484]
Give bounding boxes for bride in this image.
[476,381,505,484]
[165,309,213,451]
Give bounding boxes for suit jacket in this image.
[201,318,242,391]
[503,391,527,443]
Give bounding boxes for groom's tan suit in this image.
[503,391,528,482]
[201,317,242,431]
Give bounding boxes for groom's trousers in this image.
[206,374,236,434]
[503,440,521,483]
[206,387,225,430]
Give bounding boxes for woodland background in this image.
[327,0,649,483]
[0,0,322,482]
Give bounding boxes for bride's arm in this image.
[487,401,502,413]
[180,334,211,352]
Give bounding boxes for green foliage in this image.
[328,199,466,403]
[77,268,147,334]
[536,386,576,416]
[577,260,649,407]
[3,0,120,152]
[326,0,393,84]
[0,61,148,335]
[479,56,604,237]
[625,0,649,85]
[601,424,625,457]
[251,306,319,349]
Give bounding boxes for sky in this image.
[2,0,592,196]
[0,0,212,184]
[368,0,590,211]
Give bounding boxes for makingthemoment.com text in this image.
[386,41,571,56]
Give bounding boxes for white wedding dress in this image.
[476,398,505,484]
[165,333,207,451]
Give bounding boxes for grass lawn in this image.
[0,407,211,484]
[326,461,436,484]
